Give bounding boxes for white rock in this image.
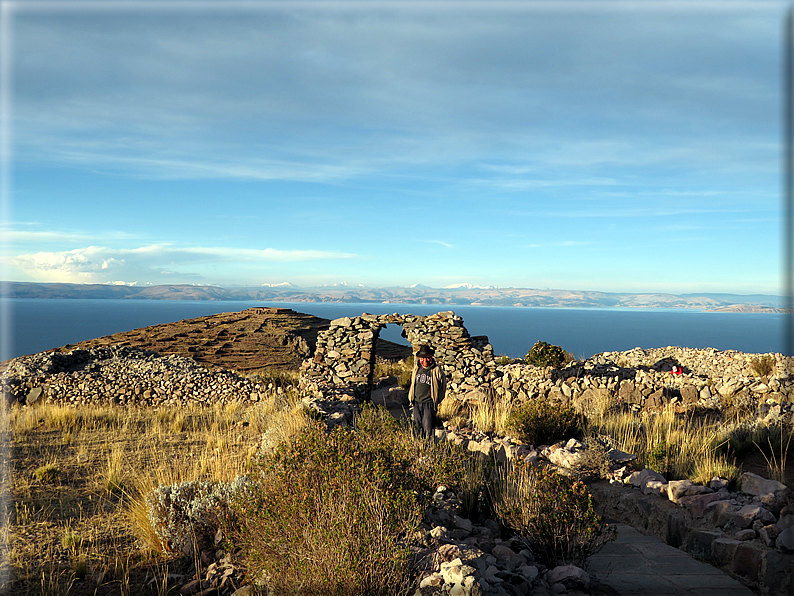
[420,573,443,588]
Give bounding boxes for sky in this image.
[0,0,788,294]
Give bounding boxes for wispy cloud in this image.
[418,240,454,249]
[7,244,358,283]
[2,227,139,244]
[23,144,370,182]
[526,240,592,248]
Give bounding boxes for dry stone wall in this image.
[495,346,794,416]
[1,346,268,407]
[300,311,496,400]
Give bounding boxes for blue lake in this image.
[1,298,788,360]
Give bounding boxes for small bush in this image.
[750,355,775,377]
[230,415,422,595]
[570,443,612,481]
[61,530,83,550]
[34,463,60,483]
[646,439,672,477]
[496,355,512,366]
[146,477,246,557]
[491,463,615,567]
[524,341,572,369]
[505,400,582,447]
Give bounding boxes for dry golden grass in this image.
[462,388,741,485]
[2,391,308,595]
[469,395,512,436]
[585,405,739,485]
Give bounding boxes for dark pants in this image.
[413,401,436,439]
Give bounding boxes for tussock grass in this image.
[374,356,414,389]
[4,385,305,594]
[586,406,739,484]
[466,390,741,487]
[469,396,512,435]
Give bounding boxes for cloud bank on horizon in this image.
[1,1,786,294]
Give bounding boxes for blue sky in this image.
[0,0,786,293]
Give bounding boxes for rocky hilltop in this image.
[37,307,411,374]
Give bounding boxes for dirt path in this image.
[369,387,411,422]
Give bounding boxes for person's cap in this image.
[416,345,435,359]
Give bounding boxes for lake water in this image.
[1,298,788,361]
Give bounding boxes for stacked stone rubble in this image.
[300,311,496,401]
[494,346,794,416]
[1,346,267,407]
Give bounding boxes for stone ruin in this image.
[299,311,496,401]
[300,310,794,422]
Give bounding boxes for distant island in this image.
[2,281,785,312]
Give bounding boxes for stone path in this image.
[372,386,759,595]
[586,523,757,595]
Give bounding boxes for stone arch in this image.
[300,311,497,401]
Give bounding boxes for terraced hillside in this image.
[51,306,411,373]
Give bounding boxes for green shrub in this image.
[34,463,60,483]
[750,355,775,377]
[229,410,426,595]
[646,439,672,477]
[570,443,612,481]
[504,400,582,447]
[491,463,615,567]
[61,530,83,550]
[524,341,571,369]
[496,355,512,366]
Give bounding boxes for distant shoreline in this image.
[2,281,786,313]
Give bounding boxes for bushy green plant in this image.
[750,354,775,377]
[34,463,60,483]
[229,409,427,595]
[504,400,582,447]
[496,355,512,366]
[61,530,83,550]
[524,341,571,368]
[491,463,615,567]
[646,439,672,477]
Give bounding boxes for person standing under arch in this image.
[408,344,446,440]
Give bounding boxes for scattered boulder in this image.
[740,472,787,497]
[546,565,590,591]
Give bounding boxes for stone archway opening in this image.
[300,311,498,404]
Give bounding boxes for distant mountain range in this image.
[3,281,786,312]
